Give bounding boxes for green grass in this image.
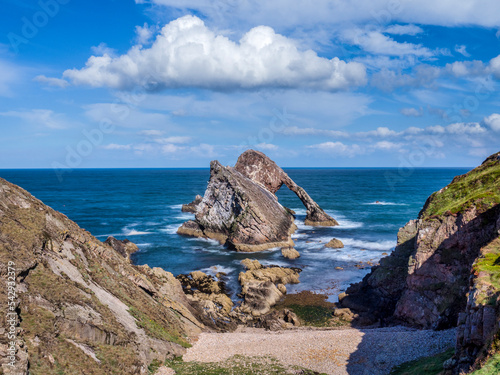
[128,306,191,348]
[390,348,454,375]
[164,355,326,375]
[470,353,500,375]
[472,237,500,305]
[420,158,500,219]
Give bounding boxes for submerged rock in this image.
[178,150,336,252]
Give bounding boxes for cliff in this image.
[178,150,336,252]
[340,151,500,374]
[0,178,204,375]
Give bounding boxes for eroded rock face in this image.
[340,153,500,335]
[178,160,296,252]
[234,150,338,226]
[0,178,204,375]
[181,195,203,213]
[178,150,336,252]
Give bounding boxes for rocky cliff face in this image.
[340,151,500,374]
[178,150,336,252]
[0,178,204,375]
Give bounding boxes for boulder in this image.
[236,259,301,317]
[325,238,344,249]
[281,247,300,259]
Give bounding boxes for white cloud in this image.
[342,28,433,57]
[135,23,158,45]
[307,141,363,157]
[279,126,348,138]
[139,129,164,136]
[400,107,423,117]
[356,127,398,138]
[373,141,402,150]
[34,75,69,88]
[384,24,424,36]
[255,143,278,151]
[0,109,68,129]
[140,0,500,30]
[91,43,116,57]
[162,144,183,153]
[103,144,132,150]
[445,122,486,134]
[484,113,500,132]
[488,55,500,79]
[62,15,366,91]
[155,136,191,144]
[0,58,22,97]
[454,44,470,57]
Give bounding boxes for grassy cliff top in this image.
[419,152,500,219]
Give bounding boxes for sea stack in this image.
[178,150,337,252]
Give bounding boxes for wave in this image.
[123,229,151,236]
[201,265,235,276]
[290,208,307,216]
[160,224,181,235]
[363,201,408,206]
[339,238,395,251]
[135,243,153,247]
[169,204,184,210]
[174,213,194,220]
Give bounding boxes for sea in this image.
[0,167,470,302]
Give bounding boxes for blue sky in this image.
[1,0,500,169]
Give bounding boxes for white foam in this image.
[135,243,153,247]
[202,265,235,275]
[175,213,194,220]
[160,224,182,235]
[123,229,150,236]
[170,204,184,210]
[187,237,221,245]
[339,238,395,251]
[291,208,307,216]
[363,201,408,206]
[335,218,364,229]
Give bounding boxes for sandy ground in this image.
[183,326,456,375]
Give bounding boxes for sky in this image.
[1,0,500,169]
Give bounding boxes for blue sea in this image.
[0,168,470,301]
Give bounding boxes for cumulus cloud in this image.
[135,23,159,45]
[484,113,500,132]
[400,107,423,117]
[62,15,366,91]
[384,24,424,36]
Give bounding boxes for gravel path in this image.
[183,326,456,375]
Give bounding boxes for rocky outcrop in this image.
[325,238,344,249]
[234,150,338,226]
[236,259,301,317]
[281,247,300,259]
[104,236,138,261]
[181,195,203,213]
[339,151,500,373]
[176,271,236,331]
[0,178,204,375]
[178,159,296,252]
[178,150,336,252]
